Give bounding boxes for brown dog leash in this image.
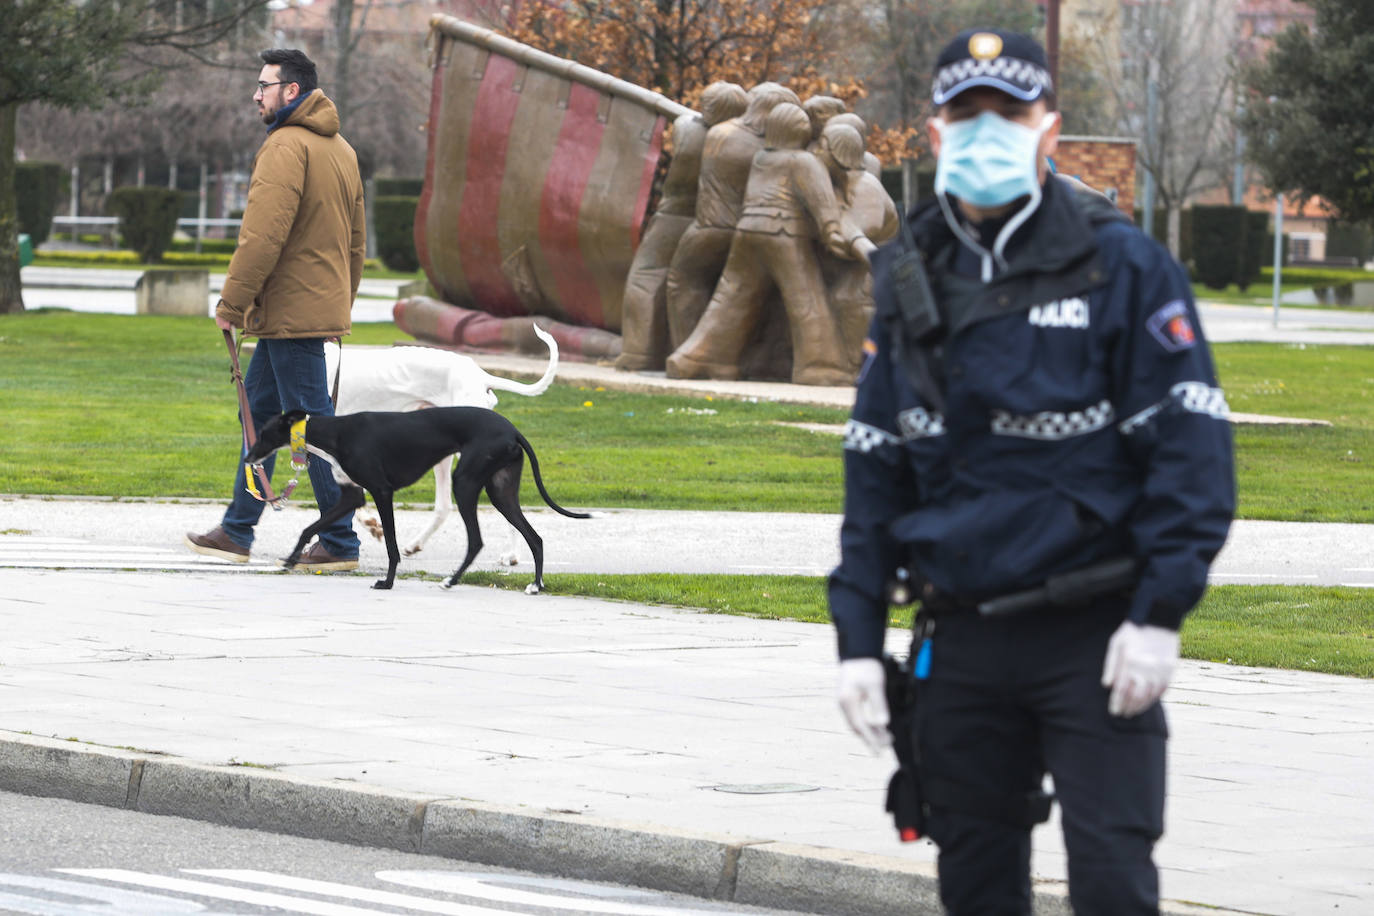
[222,328,283,509]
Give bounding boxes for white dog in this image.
[325,325,559,563]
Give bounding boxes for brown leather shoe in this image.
[184,526,249,563]
[292,542,359,572]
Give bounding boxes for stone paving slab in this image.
[1,567,1368,914]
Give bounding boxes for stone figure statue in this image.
[803,95,848,145]
[827,111,883,177]
[662,82,801,350]
[817,121,899,372]
[615,81,748,371]
[665,102,866,387]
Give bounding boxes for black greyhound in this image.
[244,407,590,591]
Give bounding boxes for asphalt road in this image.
[0,791,806,916]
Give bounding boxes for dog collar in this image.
[289,417,309,470]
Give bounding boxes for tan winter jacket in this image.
[217,89,365,338]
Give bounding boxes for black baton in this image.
[977,556,1138,617]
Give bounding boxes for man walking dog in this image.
[186,48,365,569]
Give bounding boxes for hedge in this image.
[107,187,184,263]
[1326,222,1372,263]
[15,161,63,246]
[1132,208,1194,267]
[375,177,424,197]
[373,195,419,272]
[1260,266,1374,285]
[33,249,385,271]
[1235,211,1270,293]
[1192,205,1247,290]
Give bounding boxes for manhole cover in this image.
[710,783,821,794]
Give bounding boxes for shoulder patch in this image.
[1146,300,1197,352]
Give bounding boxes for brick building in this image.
[1055,135,1136,214]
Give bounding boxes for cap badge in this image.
[969,32,1003,61]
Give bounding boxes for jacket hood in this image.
[284,89,340,137]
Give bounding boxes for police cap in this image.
[932,28,1054,106]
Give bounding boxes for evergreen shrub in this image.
[1191,205,1247,289]
[1236,211,1271,292]
[374,195,420,272]
[375,178,425,197]
[106,187,184,263]
[15,161,63,246]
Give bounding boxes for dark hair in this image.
[259,48,318,96]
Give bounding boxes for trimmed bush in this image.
[107,187,184,263]
[1235,211,1271,293]
[15,161,63,246]
[375,177,425,197]
[1191,205,1248,289]
[1326,221,1372,264]
[1133,208,1193,265]
[374,195,419,272]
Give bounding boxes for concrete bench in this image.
[135,269,209,316]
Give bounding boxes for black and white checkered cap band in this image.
[991,399,1115,441]
[933,57,1054,105]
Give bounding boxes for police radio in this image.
[891,216,942,342]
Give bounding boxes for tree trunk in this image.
[333,0,355,127]
[1167,205,1182,261]
[0,101,26,315]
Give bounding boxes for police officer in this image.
[828,28,1235,916]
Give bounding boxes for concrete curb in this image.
[0,732,1257,916]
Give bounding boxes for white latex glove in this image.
[1101,621,1180,717]
[837,658,892,753]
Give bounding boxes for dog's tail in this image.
[487,324,559,397]
[516,433,591,519]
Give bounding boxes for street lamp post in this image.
[1272,192,1284,328]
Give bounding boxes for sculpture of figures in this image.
[663,82,801,350]
[803,95,847,145]
[827,112,884,178]
[817,121,899,373]
[615,81,747,371]
[665,103,864,387]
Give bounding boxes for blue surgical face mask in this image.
[933,110,1055,208]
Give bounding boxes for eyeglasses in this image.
[255,80,288,92]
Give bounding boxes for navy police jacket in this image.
[828,176,1236,661]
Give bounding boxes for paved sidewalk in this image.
[2,500,1373,914]
[1,496,1373,588]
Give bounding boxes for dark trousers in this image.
[916,602,1166,916]
[221,337,359,558]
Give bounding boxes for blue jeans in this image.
[220,337,360,558]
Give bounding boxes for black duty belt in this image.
[916,556,1139,618]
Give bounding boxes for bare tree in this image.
[1086,0,1239,255]
[1,0,273,313]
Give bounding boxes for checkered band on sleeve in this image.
[1172,381,1230,419]
[990,399,1116,440]
[843,419,901,453]
[897,407,947,440]
[933,58,1053,101]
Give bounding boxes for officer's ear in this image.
[926,115,945,158]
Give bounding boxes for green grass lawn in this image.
[0,312,846,510]
[5,312,1374,521]
[456,572,1374,679]
[2,311,1372,679]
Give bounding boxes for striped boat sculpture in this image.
[412,15,693,340]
